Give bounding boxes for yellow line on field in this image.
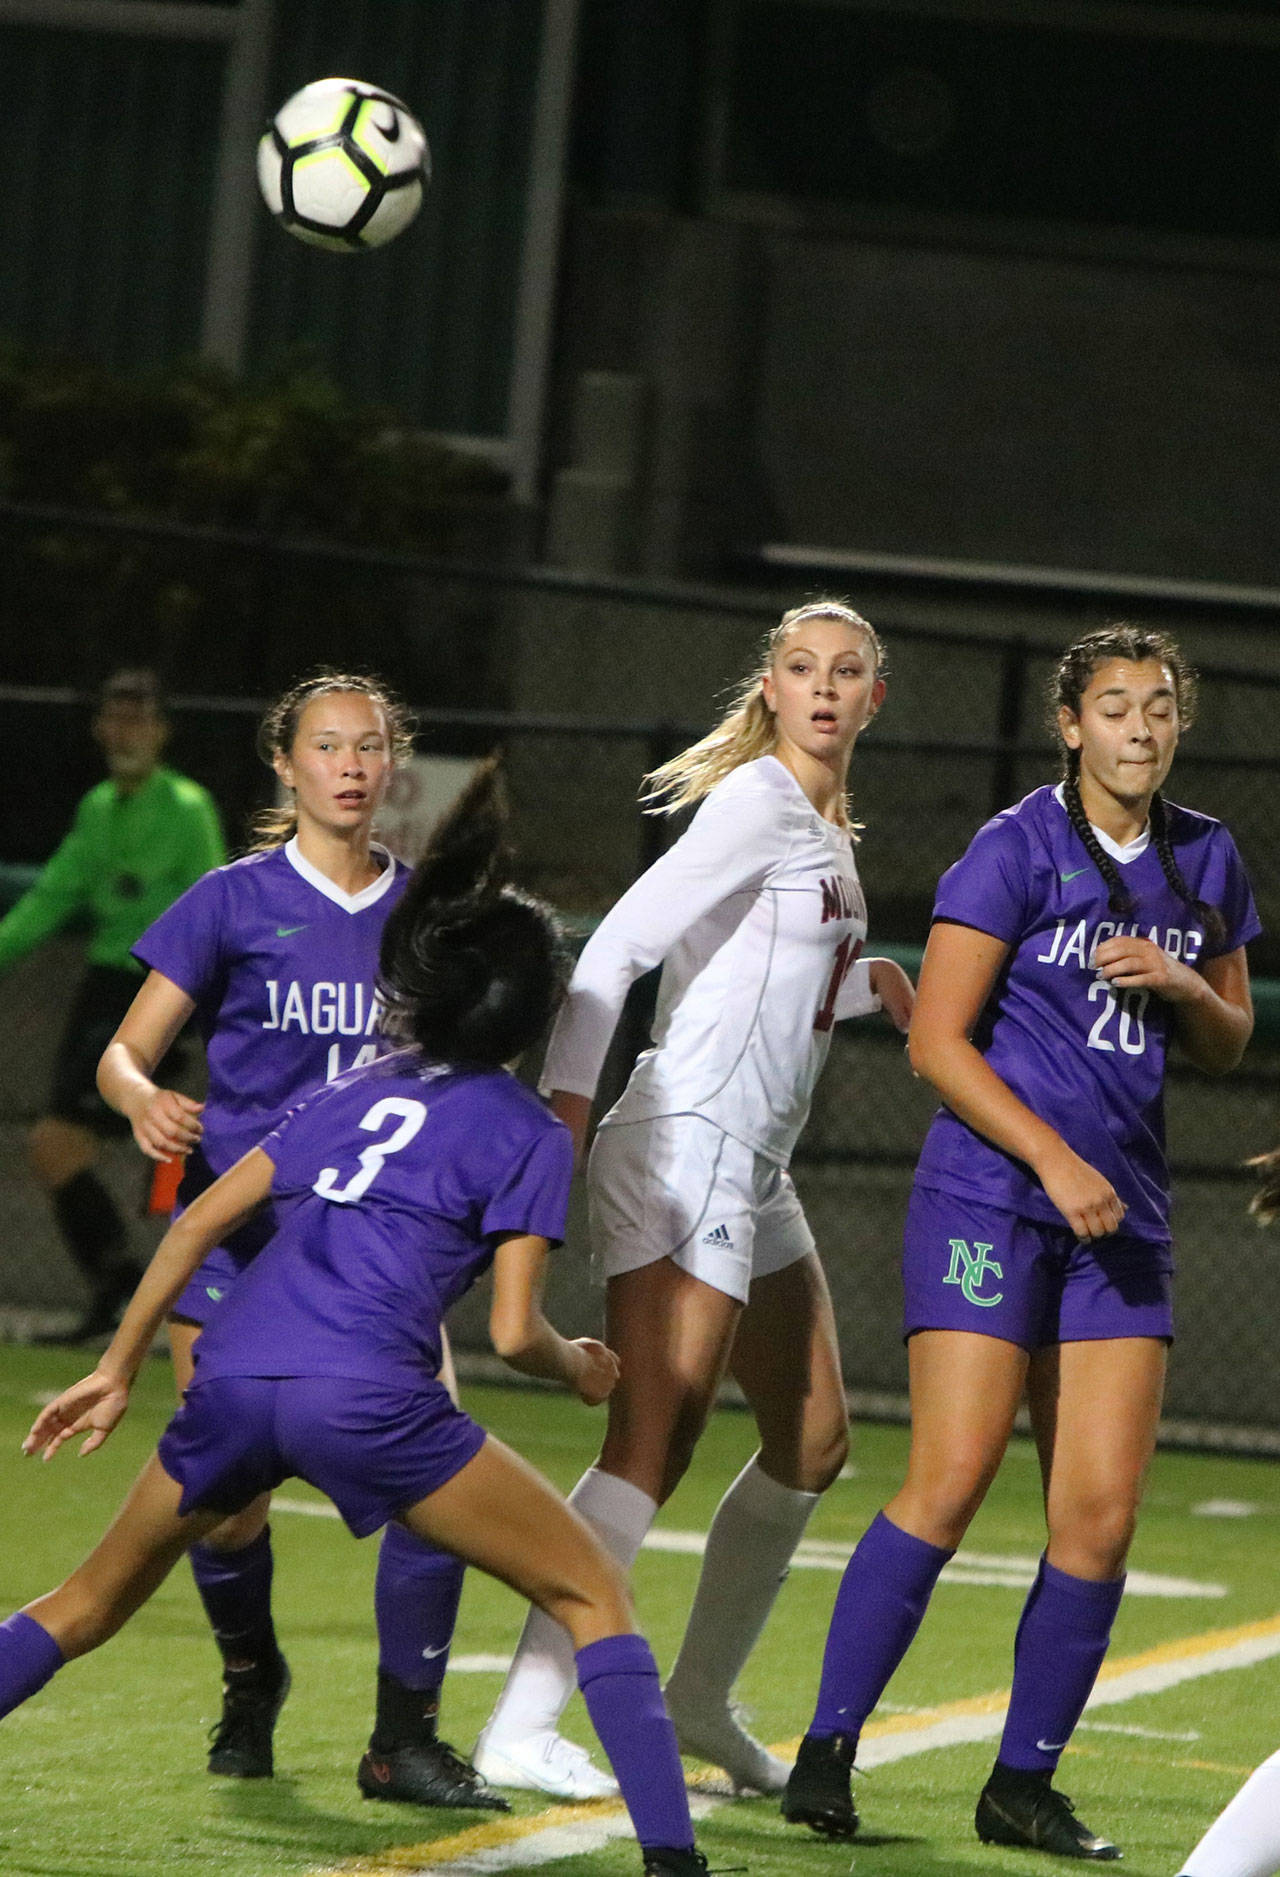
[311,1611,1280,1874]
[327,1798,626,1872]
[1093,1610,1280,1681]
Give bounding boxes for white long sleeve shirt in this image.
[540,755,877,1165]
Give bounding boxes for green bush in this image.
[0,340,510,544]
[0,342,516,698]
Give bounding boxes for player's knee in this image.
[803,1413,850,1491]
[1048,1493,1138,1577]
[537,1552,634,1646]
[761,1413,848,1493]
[892,1465,990,1548]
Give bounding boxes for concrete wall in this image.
[550,204,1280,590]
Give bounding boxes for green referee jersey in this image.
[0,766,225,976]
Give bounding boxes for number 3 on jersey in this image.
[314,1096,427,1204]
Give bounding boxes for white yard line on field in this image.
[272,1505,1230,1602]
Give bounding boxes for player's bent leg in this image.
[403,1436,698,1859]
[666,1252,845,1796]
[18,1454,218,1671]
[358,1523,482,1810]
[599,1258,742,1506]
[478,1261,738,1799]
[168,1320,289,1779]
[361,1323,472,1805]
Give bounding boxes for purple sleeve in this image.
[1207,826,1263,958]
[932,813,1031,944]
[131,867,228,997]
[481,1123,574,1246]
[260,1082,343,1191]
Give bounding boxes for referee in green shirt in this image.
[0,671,225,1340]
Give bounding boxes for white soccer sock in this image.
[482,1466,657,1741]
[1180,1748,1280,1877]
[663,1452,820,1710]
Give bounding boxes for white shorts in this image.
[586,1114,816,1305]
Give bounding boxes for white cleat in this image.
[664,1691,789,1795]
[472,1725,620,1800]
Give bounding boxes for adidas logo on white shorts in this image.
[701,1223,733,1247]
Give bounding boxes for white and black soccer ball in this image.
[257,78,431,252]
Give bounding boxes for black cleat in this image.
[357,1738,511,1811]
[208,1658,291,1778]
[641,1852,710,1877]
[781,1730,859,1839]
[976,1777,1122,1860]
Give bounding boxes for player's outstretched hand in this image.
[571,1338,622,1408]
[1036,1141,1127,1241]
[131,1087,204,1162]
[869,957,916,1033]
[23,1372,130,1462]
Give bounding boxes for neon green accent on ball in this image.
[350,98,393,173]
[294,146,369,191]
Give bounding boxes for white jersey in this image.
[540,755,876,1164]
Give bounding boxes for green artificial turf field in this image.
[0,1340,1277,1877]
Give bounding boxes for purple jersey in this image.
[914,786,1260,1240]
[133,840,409,1176]
[188,1050,573,1389]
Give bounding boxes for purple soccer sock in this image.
[0,1612,64,1720]
[189,1527,280,1672]
[576,1634,694,1852]
[996,1556,1124,1773]
[810,1510,953,1739]
[374,1521,465,1691]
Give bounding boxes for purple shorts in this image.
[157,1374,487,1537]
[902,1183,1174,1349]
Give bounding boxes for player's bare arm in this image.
[489,1232,620,1405]
[867,956,915,1032]
[548,1089,592,1166]
[97,968,203,1160]
[909,920,1125,1240]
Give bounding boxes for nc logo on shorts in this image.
[944,1238,1004,1307]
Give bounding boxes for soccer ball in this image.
[257,78,431,252]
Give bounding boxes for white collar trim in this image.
[284,837,399,911]
[1053,784,1151,864]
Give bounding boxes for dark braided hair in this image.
[1050,625,1225,948]
[377,756,571,1066]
